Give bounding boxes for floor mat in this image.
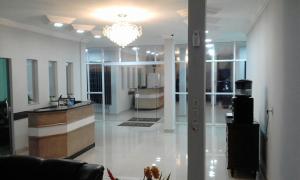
[118,122,154,127]
[127,117,160,122]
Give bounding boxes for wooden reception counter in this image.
[28,101,95,159]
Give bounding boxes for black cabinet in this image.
[226,119,259,177]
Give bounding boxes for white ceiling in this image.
[0,0,268,47]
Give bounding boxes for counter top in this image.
[28,101,93,113]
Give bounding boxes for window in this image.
[27,59,38,104]
[66,62,74,96]
[49,61,58,99]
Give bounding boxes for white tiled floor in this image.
[76,107,260,180]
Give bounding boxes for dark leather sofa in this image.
[0,155,104,180]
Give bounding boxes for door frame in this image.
[188,0,206,179]
[0,57,15,154]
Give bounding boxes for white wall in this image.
[0,25,84,152]
[248,0,300,179]
[111,66,132,114]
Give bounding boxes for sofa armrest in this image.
[77,164,105,180]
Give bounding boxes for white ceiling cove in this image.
[0,0,268,47]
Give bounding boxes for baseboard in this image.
[65,143,95,160]
[15,147,28,155]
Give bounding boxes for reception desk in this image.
[28,102,95,159]
[135,88,164,110]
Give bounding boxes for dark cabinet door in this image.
[227,122,259,173]
[0,58,13,155]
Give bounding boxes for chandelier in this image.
[103,14,142,47]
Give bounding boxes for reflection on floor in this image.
[76,108,261,180]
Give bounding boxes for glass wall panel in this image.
[48,61,57,98]
[205,45,215,60]
[214,95,233,124]
[66,62,74,96]
[216,62,233,93]
[215,42,234,60]
[176,94,188,122]
[235,61,246,81]
[175,62,188,93]
[205,95,213,123]
[206,62,212,93]
[88,64,103,93]
[236,42,247,60]
[27,59,38,104]
[103,47,120,62]
[87,48,103,63]
[121,47,137,62]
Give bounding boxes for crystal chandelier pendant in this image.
[103,14,142,48]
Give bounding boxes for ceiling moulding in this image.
[72,24,95,31]
[248,0,271,34]
[207,7,221,15]
[176,9,188,17]
[46,15,76,24]
[0,17,81,42]
[177,7,220,18]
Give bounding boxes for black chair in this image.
[0,155,104,180]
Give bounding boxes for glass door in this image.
[175,45,188,122]
[0,58,13,155]
[134,64,164,122]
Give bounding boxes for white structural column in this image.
[188,0,206,179]
[179,46,187,115]
[164,38,176,131]
[80,42,88,101]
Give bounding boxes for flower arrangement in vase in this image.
[144,166,171,180]
[106,166,170,180]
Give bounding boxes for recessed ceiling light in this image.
[76,29,85,34]
[205,30,209,34]
[205,39,212,43]
[208,49,215,56]
[132,47,139,51]
[94,35,101,39]
[151,52,155,55]
[54,23,63,27]
[146,51,151,54]
[206,44,214,48]
[92,6,155,23]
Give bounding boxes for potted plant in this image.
[106,166,171,180]
[49,96,57,106]
[144,166,170,180]
[28,94,33,104]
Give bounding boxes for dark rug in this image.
[118,122,154,127]
[128,117,160,122]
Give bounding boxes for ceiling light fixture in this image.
[76,29,85,34]
[132,47,139,51]
[206,44,214,48]
[103,14,142,47]
[72,24,95,34]
[46,15,75,26]
[205,39,212,43]
[92,7,154,23]
[146,51,151,54]
[91,30,102,39]
[54,23,63,27]
[205,30,209,34]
